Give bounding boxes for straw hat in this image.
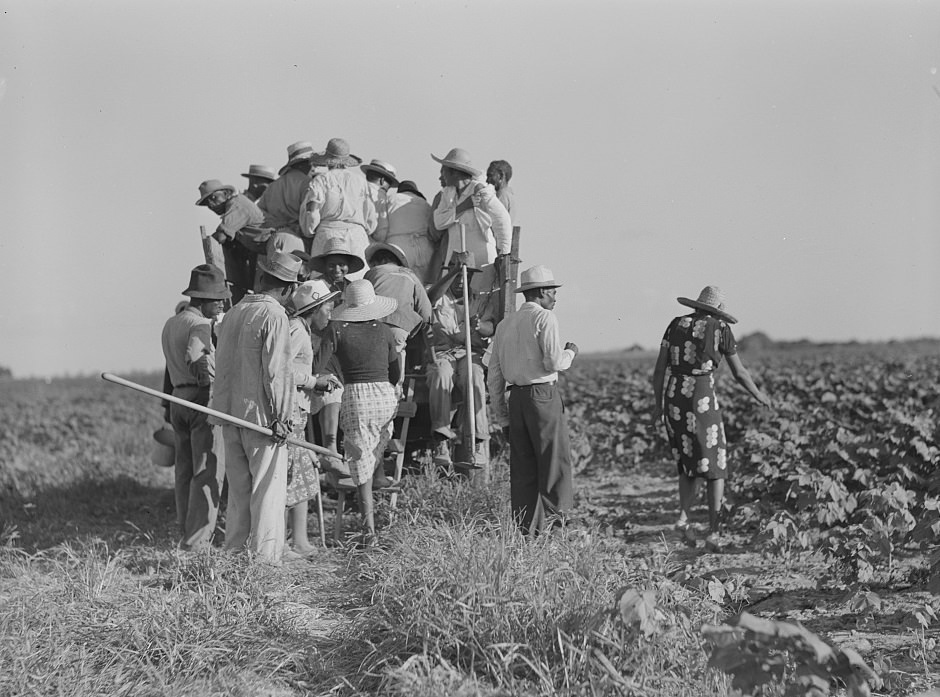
[182,264,231,300]
[360,159,400,186]
[677,286,738,324]
[431,148,482,177]
[516,265,562,293]
[310,138,363,168]
[278,141,316,175]
[366,241,409,267]
[195,179,236,206]
[331,279,397,322]
[444,250,480,274]
[396,180,426,200]
[241,164,277,181]
[258,251,304,283]
[152,423,175,468]
[289,279,340,316]
[307,237,366,274]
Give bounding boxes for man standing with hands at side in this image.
[210,251,300,563]
[487,265,578,536]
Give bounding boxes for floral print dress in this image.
[660,312,737,480]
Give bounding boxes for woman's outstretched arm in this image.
[726,353,772,407]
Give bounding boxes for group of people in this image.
[165,139,579,561]
[164,136,770,561]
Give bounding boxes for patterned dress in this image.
[660,312,737,480]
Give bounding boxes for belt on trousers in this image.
[173,384,199,390]
[508,381,556,391]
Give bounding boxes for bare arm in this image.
[651,346,669,422]
[726,353,771,407]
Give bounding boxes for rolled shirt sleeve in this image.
[536,311,575,373]
[487,329,508,428]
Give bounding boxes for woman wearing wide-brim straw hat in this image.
[301,138,375,281]
[313,279,401,546]
[651,285,771,553]
[283,279,345,555]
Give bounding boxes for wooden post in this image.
[498,225,522,323]
[459,225,477,469]
[200,225,225,272]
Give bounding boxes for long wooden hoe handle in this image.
[101,372,343,462]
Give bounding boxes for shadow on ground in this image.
[1,475,176,552]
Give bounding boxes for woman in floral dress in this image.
[652,286,771,551]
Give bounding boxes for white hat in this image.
[330,280,397,322]
[516,265,562,293]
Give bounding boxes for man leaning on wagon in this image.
[161,264,229,552]
[210,251,300,564]
[196,179,266,304]
[257,141,316,260]
[431,148,511,292]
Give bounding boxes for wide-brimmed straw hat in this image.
[195,179,236,206]
[258,251,304,283]
[289,279,340,316]
[278,141,316,175]
[307,237,366,274]
[366,241,409,267]
[444,250,480,274]
[331,280,397,322]
[431,148,482,177]
[516,265,562,293]
[677,286,738,324]
[241,164,277,181]
[183,264,231,300]
[310,138,362,168]
[360,159,400,186]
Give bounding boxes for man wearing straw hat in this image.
[161,264,230,552]
[241,164,277,202]
[361,158,399,241]
[210,251,301,563]
[431,147,511,292]
[196,179,266,304]
[257,141,316,260]
[426,251,498,468]
[301,138,377,278]
[487,265,579,536]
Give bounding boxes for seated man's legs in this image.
[454,354,488,441]
[426,354,457,440]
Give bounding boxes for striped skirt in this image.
[340,381,399,485]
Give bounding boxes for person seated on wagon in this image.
[425,251,498,468]
[364,241,433,386]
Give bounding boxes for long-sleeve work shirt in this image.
[161,306,214,388]
[210,294,294,427]
[487,301,575,427]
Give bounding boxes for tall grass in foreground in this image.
[0,535,320,697]
[338,471,733,696]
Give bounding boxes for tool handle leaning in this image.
[101,372,343,461]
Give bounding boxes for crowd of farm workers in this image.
[161,137,770,563]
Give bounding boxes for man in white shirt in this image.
[487,265,579,536]
[431,148,511,292]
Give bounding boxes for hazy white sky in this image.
[1,0,939,377]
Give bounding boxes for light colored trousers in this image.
[222,425,287,562]
[170,386,225,552]
[426,352,488,441]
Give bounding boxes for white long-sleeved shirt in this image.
[487,301,575,427]
[432,178,511,270]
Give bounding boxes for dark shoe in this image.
[386,439,404,454]
[372,473,396,489]
[704,532,731,553]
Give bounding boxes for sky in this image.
[1,0,939,378]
